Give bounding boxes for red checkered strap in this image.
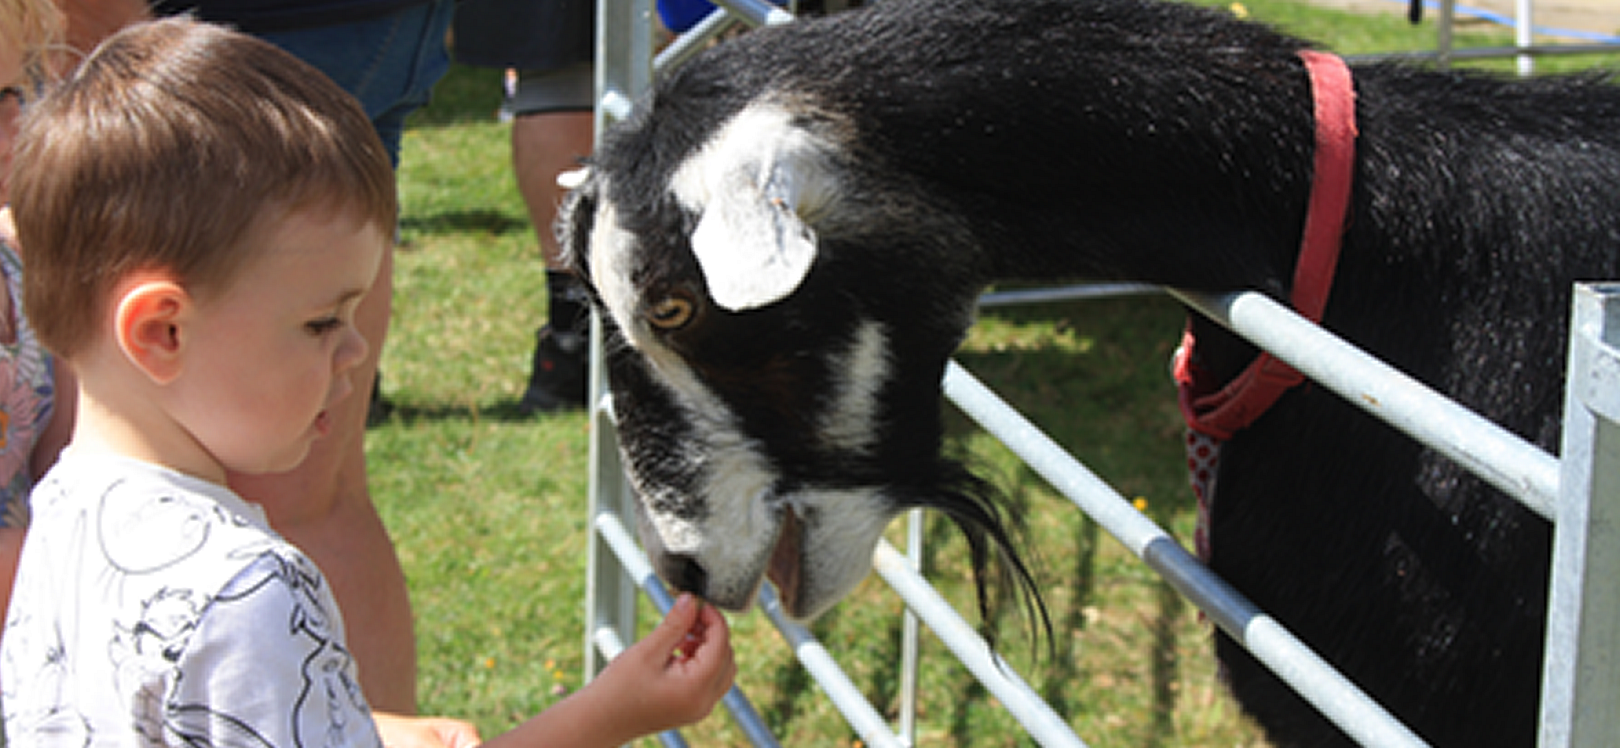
[1174,50,1358,441]
[1176,51,1357,560]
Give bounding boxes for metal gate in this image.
[580,2,1620,745]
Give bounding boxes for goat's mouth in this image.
[766,504,804,611]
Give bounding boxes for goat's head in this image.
[563,97,1038,622]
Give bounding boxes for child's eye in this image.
[305,317,343,336]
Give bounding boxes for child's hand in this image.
[475,594,736,748]
[597,592,737,735]
[373,712,483,748]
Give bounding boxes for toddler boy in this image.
[2,18,732,746]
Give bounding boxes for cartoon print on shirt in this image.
[99,478,266,576]
[5,455,381,747]
[2,604,91,744]
[113,587,201,739]
[162,547,369,747]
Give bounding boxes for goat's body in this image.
[566,0,1620,745]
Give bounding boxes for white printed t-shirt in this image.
[2,452,382,747]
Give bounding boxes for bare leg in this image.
[514,109,595,413]
[513,109,594,267]
[228,246,417,714]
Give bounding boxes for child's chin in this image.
[259,437,319,476]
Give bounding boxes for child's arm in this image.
[486,593,737,748]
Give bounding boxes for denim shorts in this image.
[255,0,455,166]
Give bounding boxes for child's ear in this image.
[114,278,190,385]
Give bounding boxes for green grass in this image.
[378,4,1615,745]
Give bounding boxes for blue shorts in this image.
[255,0,454,166]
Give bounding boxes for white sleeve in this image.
[164,550,382,748]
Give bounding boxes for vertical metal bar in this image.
[898,508,924,746]
[1515,0,1536,75]
[1540,283,1620,748]
[595,0,654,135]
[585,316,638,681]
[585,0,654,684]
[1436,0,1457,68]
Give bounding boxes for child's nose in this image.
[336,325,369,373]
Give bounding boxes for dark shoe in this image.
[518,325,588,414]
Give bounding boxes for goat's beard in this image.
[895,460,1053,653]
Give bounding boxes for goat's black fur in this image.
[563,0,1620,745]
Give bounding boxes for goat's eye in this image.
[647,296,695,330]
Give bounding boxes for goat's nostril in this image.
[659,553,709,596]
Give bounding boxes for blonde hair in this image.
[0,0,64,83]
[13,17,398,359]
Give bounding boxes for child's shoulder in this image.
[32,452,292,585]
[7,453,377,747]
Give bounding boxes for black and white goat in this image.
[560,0,1620,744]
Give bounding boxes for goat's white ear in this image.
[688,178,818,312]
[676,104,835,312]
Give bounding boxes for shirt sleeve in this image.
[164,549,382,748]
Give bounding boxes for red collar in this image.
[1174,50,1358,441]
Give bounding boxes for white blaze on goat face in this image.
[587,201,642,348]
[819,321,891,455]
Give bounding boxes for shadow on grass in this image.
[371,397,581,426]
[407,64,506,128]
[401,208,528,238]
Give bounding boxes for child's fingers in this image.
[680,603,736,691]
[691,599,729,648]
[641,593,702,655]
[672,596,731,659]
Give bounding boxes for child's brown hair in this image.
[12,17,397,359]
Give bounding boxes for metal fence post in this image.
[1514,0,1535,76]
[584,0,654,683]
[1539,283,1620,747]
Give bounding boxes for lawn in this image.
[377,3,1616,745]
